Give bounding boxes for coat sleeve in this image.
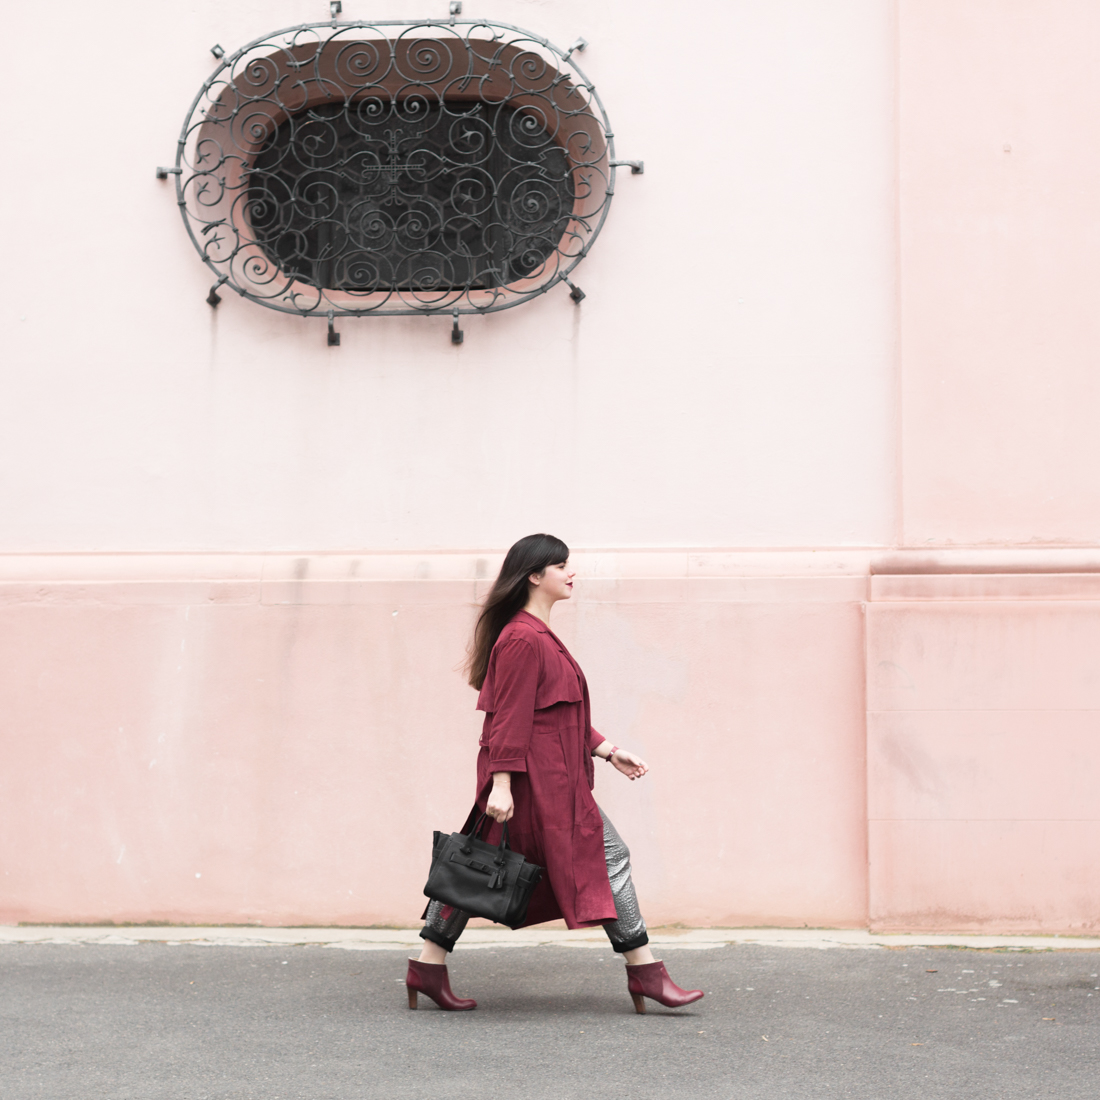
[586,724,606,756]
[486,637,540,773]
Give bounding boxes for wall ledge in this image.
[1,547,1099,586]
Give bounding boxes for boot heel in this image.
[631,992,646,1014]
[407,986,418,1009]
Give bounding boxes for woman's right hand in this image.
[486,773,514,822]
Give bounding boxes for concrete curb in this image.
[3,925,1100,951]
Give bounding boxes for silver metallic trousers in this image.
[421,807,649,953]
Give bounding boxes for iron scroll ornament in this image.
[162,18,642,340]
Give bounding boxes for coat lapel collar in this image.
[515,610,583,678]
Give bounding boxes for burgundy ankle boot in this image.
[625,961,704,1013]
[405,959,477,1011]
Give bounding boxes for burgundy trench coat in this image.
[471,610,617,929]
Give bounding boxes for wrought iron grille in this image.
[167,18,629,326]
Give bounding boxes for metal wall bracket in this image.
[565,279,586,304]
[611,160,644,174]
[449,2,462,24]
[210,44,225,59]
[155,166,182,179]
[207,276,228,307]
[327,311,341,345]
[451,309,464,344]
[564,37,587,61]
[330,2,342,18]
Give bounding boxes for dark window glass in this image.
[246,100,574,293]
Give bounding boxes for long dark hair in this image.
[466,533,570,689]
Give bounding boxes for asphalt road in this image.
[2,944,1098,1099]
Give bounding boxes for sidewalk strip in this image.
[3,926,1099,951]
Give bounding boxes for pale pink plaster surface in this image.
[567,592,868,927]
[4,1,1100,936]
[900,0,1100,544]
[7,555,1100,933]
[868,579,1100,932]
[0,556,869,928]
[870,821,1100,934]
[0,0,896,553]
[868,600,1100,711]
[869,711,1100,821]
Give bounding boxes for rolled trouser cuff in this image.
[421,898,471,953]
[607,928,650,954]
[419,925,459,953]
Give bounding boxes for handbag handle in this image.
[462,812,511,866]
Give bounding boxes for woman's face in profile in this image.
[533,560,575,603]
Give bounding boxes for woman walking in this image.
[406,533,703,1014]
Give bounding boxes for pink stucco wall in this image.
[3,2,1100,932]
[868,571,1100,933]
[900,0,1100,544]
[0,553,871,927]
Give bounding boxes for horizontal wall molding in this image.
[3,547,1100,586]
[871,573,1100,601]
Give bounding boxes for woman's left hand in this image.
[610,749,648,780]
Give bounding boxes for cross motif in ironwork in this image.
[358,128,423,198]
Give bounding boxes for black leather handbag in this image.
[423,813,543,929]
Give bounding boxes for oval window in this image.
[247,99,574,293]
[172,21,620,322]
